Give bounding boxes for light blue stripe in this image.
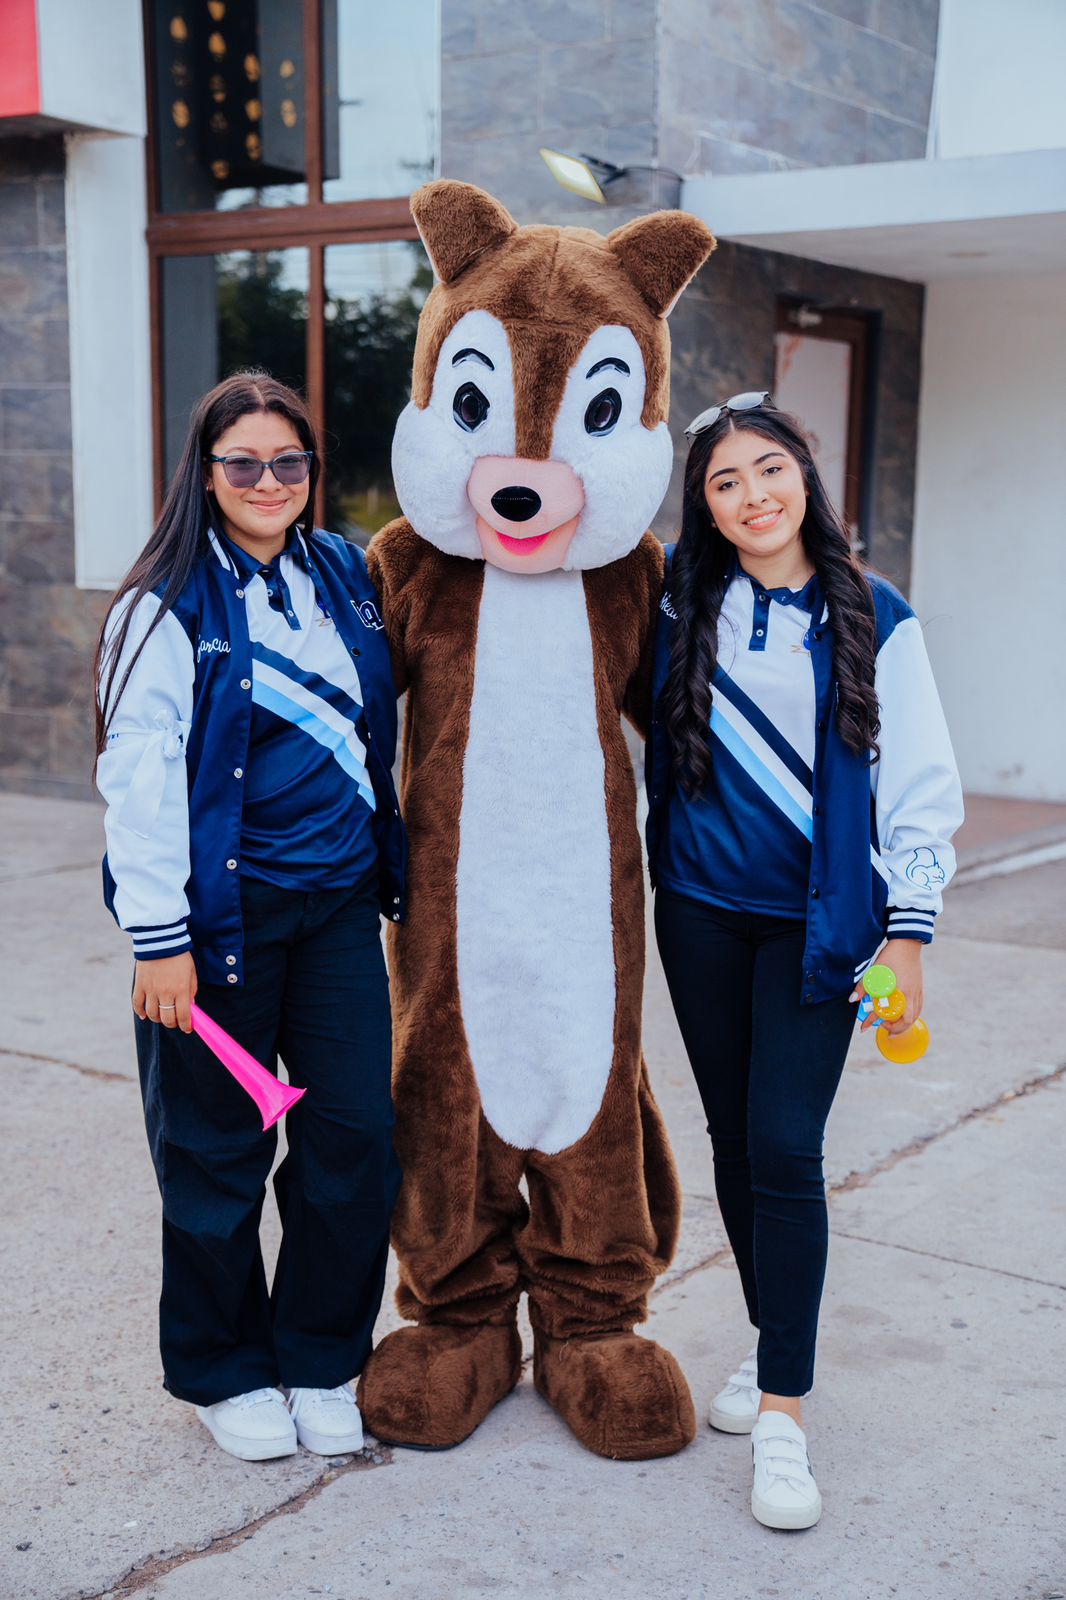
[710,706,813,841]
[252,679,377,811]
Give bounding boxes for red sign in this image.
[0,0,41,119]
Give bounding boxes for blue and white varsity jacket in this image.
[97,528,406,987]
[645,546,964,1003]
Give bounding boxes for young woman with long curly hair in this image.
[646,396,963,1528]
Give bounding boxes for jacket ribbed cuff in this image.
[885,906,935,945]
[128,921,193,960]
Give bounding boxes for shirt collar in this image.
[218,523,306,582]
[736,559,821,615]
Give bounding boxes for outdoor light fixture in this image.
[540,147,684,206]
[539,148,625,204]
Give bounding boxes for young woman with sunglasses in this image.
[94,372,406,1462]
[646,396,962,1528]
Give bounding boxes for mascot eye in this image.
[584,387,622,436]
[453,382,490,432]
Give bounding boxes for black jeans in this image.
[135,876,400,1407]
[654,888,856,1396]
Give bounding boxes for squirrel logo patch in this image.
[906,846,945,888]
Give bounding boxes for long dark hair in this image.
[663,405,880,795]
[93,371,320,765]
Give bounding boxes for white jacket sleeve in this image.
[96,593,195,960]
[870,614,964,943]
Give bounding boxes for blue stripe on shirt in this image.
[250,676,377,810]
[712,665,814,790]
[709,703,814,841]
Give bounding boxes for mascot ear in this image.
[607,211,716,319]
[411,180,519,285]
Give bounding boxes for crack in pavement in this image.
[39,1057,1066,1596]
[0,860,98,883]
[76,1447,393,1600]
[0,1046,130,1084]
[657,1059,1066,1294]
[830,1229,1066,1291]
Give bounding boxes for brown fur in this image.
[366,528,672,1332]
[357,1323,522,1450]
[363,528,688,1455]
[410,180,517,287]
[533,1333,697,1460]
[410,181,715,443]
[360,185,714,1458]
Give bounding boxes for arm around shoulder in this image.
[622,532,667,739]
[366,519,424,696]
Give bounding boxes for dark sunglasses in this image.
[206,450,314,489]
[684,391,774,440]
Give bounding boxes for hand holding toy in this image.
[190,1001,305,1130]
[857,963,930,1064]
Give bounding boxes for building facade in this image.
[0,0,1062,800]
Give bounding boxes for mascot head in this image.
[392,181,715,573]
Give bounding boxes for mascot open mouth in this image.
[474,511,582,568]
[493,528,555,555]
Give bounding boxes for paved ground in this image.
[1,793,1064,1600]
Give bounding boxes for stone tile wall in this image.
[659,0,940,177]
[441,0,941,216]
[0,137,107,800]
[441,0,663,223]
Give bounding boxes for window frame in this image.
[143,0,422,518]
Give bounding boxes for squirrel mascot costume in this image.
[358,180,715,1461]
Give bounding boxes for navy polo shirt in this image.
[656,564,824,918]
[223,528,378,892]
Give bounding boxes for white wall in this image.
[67,133,153,590]
[37,0,146,136]
[910,273,1066,800]
[931,0,1066,160]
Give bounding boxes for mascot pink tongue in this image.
[358,180,715,1461]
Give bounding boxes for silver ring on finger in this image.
[159,1003,176,1011]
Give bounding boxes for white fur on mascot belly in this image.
[394,309,672,1156]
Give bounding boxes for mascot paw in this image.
[357,1322,522,1450]
[533,1331,696,1460]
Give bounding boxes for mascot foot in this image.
[357,1322,522,1450]
[533,1330,696,1460]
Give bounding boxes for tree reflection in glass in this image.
[323,242,432,546]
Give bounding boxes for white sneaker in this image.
[196,1388,298,1462]
[750,1410,822,1529]
[709,1345,761,1434]
[287,1383,364,1455]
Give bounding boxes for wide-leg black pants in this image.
[135,875,400,1407]
[654,888,856,1396]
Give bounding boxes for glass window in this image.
[322,241,431,543]
[322,0,438,203]
[151,1,308,213]
[161,249,309,479]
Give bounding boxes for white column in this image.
[66,131,153,589]
[910,273,1066,801]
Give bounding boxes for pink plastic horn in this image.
[190,1001,305,1131]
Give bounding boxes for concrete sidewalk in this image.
[1,793,1064,1600]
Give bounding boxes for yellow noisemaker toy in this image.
[858,964,930,1064]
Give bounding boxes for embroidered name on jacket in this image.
[196,636,231,662]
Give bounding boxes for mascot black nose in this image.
[490,486,542,523]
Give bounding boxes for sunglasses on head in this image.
[207,450,314,489]
[684,392,774,440]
